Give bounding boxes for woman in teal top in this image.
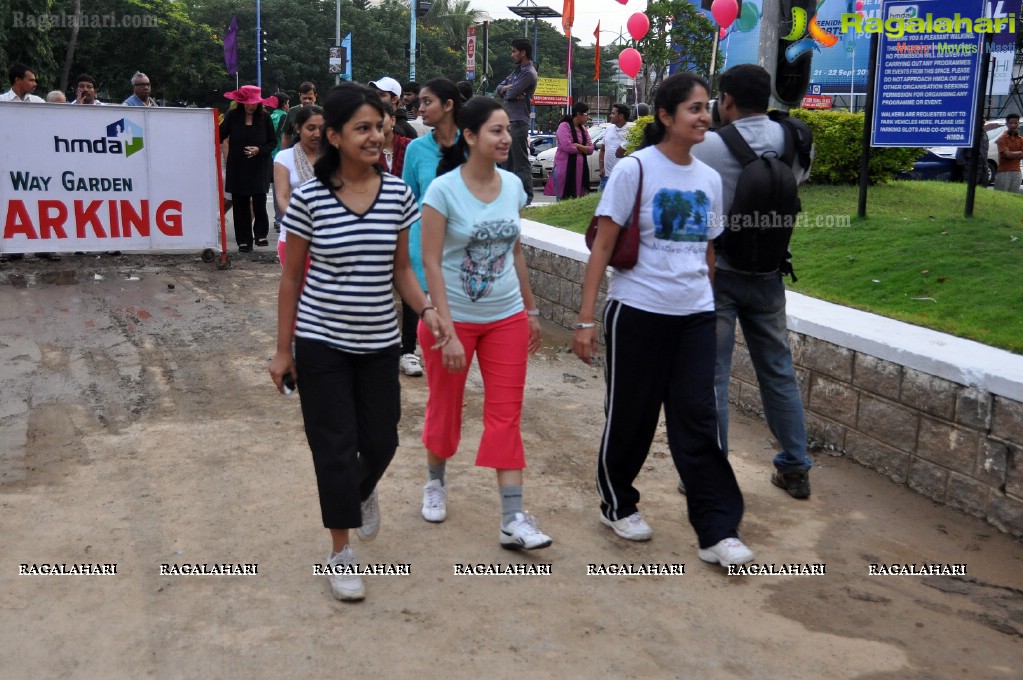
[399,78,462,376]
[417,96,552,551]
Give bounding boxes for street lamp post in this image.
[256,0,262,88]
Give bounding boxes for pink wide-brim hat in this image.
[224,85,278,107]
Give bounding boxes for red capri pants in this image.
[418,311,529,469]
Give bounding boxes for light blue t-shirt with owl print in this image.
[422,166,528,323]
[595,145,724,316]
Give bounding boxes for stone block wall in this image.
[520,222,1023,538]
[733,331,1023,537]
[524,244,607,336]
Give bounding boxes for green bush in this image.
[789,109,920,184]
[623,115,653,154]
[621,109,919,185]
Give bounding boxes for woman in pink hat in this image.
[220,85,278,252]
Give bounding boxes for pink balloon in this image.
[855,0,864,9]
[618,48,642,79]
[710,0,739,28]
[719,27,727,40]
[627,12,650,41]
[615,0,628,4]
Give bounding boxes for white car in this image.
[986,123,1009,184]
[531,123,633,189]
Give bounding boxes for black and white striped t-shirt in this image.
[283,173,420,353]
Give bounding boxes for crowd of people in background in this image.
[5,47,1022,606]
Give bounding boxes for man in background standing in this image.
[123,72,157,106]
[691,64,814,500]
[599,103,630,191]
[1,63,44,103]
[0,63,48,262]
[280,82,317,149]
[71,74,101,105]
[402,81,420,116]
[994,113,1023,193]
[496,38,537,203]
[369,76,417,139]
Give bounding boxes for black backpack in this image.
[714,112,811,281]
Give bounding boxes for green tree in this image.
[50,0,225,104]
[423,0,484,51]
[0,0,482,105]
[4,0,62,90]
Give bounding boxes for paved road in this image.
[1,254,1020,678]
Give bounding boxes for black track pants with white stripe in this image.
[596,300,745,549]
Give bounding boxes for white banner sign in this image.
[0,104,221,254]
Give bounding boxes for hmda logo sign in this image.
[54,118,145,158]
[887,5,919,20]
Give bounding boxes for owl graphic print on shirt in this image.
[461,219,518,302]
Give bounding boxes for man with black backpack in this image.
[691,64,815,499]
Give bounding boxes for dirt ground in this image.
[1,252,1021,680]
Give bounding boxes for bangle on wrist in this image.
[420,305,437,319]
[525,309,540,317]
[574,322,597,330]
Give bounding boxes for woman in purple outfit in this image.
[546,102,594,200]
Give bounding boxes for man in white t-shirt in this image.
[0,63,45,103]
[0,63,55,263]
[598,103,630,191]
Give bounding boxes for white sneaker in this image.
[698,537,755,568]
[326,546,365,601]
[600,511,653,541]
[399,353,423,376]
[500,512,553,550]
[355,488,379,541]
[421,479,447,523]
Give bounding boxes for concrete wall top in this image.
[521,218,1023,402]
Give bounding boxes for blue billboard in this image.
[710,0,885,95]
[870,0,986,147]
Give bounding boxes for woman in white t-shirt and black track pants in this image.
[418,96,553,550]
[573,73,754,569]
[273,104,323,267]
[269,83,451,602]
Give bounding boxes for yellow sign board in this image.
[534,77,568,97]
[533,77,569,106]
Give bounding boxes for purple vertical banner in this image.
[224,15,239,76]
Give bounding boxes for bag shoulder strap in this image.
[629,157,643,227]
[717,124,758,167]
[777,120,798,167]
[770,111,813,169]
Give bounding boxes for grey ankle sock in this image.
[500,485,523,525]
[428,462,446,485]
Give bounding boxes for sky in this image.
[468,0,649,47]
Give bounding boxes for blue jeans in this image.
[505,120,532,201]
[714,268,812,473]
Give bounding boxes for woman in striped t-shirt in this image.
[269,83,451,602]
